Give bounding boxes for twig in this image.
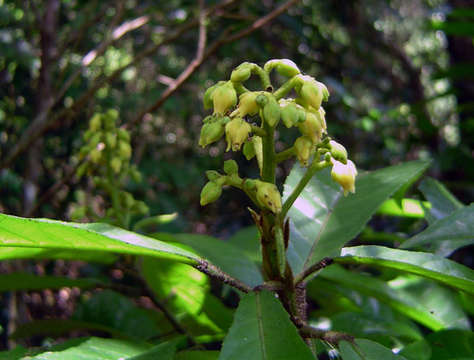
[195,260,252,293]
[294,257,333,284]
[126,0,209,129]
[128,0,301,129]
[298,325,354,345]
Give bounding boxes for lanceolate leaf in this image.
[172,234,263,287]
[337,246,474,294]
[219,291,314,360]
[283,160,430,274]
[0,213,199,264]
[400,204,474,257]
[339,339,407,360]
[27,337,150,360]
[0,247,116,263]
[316,265,466,330]
[418,177,463,223]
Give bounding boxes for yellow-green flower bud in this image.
[130,167,142,183]
[252,136,263,175]
[122,192,135,208]
[203,81,226,110]
[298,111,323,143]
[235,92,259,117]
[294,136,314,167]
[89,114,102,132]
[90,148,102,164]
[118,141,132,159]
[243,139,255,160]
[329,140,348,164]
[264,59,300,77]
[117,128,130,142]
[331,159,357,196]
[134,200,149,215]
[255,180,282,214]
[206,170,221,181]
[279,99,305,128]
[104,111,117,131]
[262,94,281,127]
[231,62,253,83]
[110,157,122,173]
[105,133,117,149]
[223,159,238,175]
[200,181,222,206]
[315,107,327,133]
[225,118,251,152]
[199,121,225,147]
[294,75,329,110]
[212,81,237,115]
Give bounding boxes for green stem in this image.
[280,160,331,219]
[253,65,272,91]
[233,82,249,95]
[275,146,295,163]
[251,124,266,137]
[273,77,297,100]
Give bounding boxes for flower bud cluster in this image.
[72,110,148,223]
[199,59,358,213]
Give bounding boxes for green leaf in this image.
[227,226,261,262]
[219,290,314,360]
[73,290,161,340]
[400,330,474,360]
[172,234,263,287]
[376,198,428,218]
[0,247,116,263]
[141,257,222,334]
[125,339,179,360]
[337,245,474,294]
[400,204,474,257]
[339,339,407,360]
[418,177,463,223]
[283,160,430,274]
[0,345,27,360]
[175,351,219,360]
[28,337,150,360]
[0,273,101,292]
[317,265,467,330]
[0,213,199,264]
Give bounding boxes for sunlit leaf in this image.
[0,213,199,264]
[400,204,474,256]
[339,338,407,360]
[337,245,474,294]
[377,198,428,218]
[283,160,430,274]
[418,177,463,223]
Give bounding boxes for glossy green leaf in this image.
[400,330,474,360]
[0,345,27,360]
[0,213,199,264]
[400,204,474,257]
[175,351,219,360]
[73,290,161,340]
[337,245,474,294]
[418,177,463,223]
[126,339,178,360]
[0,247,116,263]
[339,339,407,360]
[283,160,430,274]
[172,234,263,287]
[0,273,101,292]
[317,265,467,330]
[219,290,314,360]
[28,337,150,360]
[377,198,428,218]
[141,257,221,334]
